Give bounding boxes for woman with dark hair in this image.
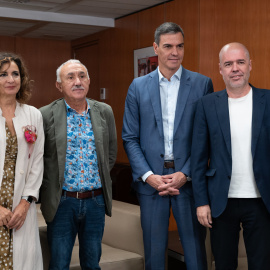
[0,52,44,269]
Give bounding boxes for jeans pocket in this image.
[93,194,105,207]
[58,195,67,206]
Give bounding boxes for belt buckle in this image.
[76,192,79,199]
[164,161,170,168]
[164,161,174,169]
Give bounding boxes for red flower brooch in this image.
[23,125,37,158]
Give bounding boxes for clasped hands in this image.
[146,171,187,196]
[0,199,31,230]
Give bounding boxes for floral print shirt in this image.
[63,100,102,192]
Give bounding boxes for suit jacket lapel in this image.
[148,70,164,139]
[215,89,231,155]
[88,99,104,165]
[52,99,67,184]
[173,68,191,136]
[251,87,266,158]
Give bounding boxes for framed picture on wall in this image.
[134,46,158,78]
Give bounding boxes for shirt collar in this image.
[64,99,91,114]
[158,65,182,82]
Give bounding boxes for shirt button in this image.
[20,170,24,174]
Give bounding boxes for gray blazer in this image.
[40,98,117,222]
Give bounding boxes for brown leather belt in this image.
[62,188,103,199]
[164,161,175,169]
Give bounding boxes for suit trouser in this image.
[137,167,207,270]
[211,198,270,270]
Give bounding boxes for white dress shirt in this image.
[142,66,182,181]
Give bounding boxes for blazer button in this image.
[160,154,164,158]
[20,170,24,174]
[228,176,231,180]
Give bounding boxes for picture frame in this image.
[134,46,158,78]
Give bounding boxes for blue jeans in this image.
[47,193,105,270]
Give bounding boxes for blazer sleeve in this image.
[122,79,153,181]
[106,106,117,171]
[181,76,214,177]
[191,98,211,207]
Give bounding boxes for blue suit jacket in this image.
[122,68,213,195]
[191,86,270,218]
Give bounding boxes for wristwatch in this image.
[21,196,33,204]
[183,173,192,181]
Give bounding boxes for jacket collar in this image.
[215,85,266,157]
[147,67,191,139]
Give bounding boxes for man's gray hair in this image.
[154,22,184,45]
[56,59,89,82]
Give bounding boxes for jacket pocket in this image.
[205,168,216,177]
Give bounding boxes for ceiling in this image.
[0,0,169,40]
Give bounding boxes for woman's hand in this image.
[0,205,13,227]
[7,200,30,230]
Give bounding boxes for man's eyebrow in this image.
[66,72,75,76]
[163,42,184,46]
[66,71,86,76]
[224,59,246,64]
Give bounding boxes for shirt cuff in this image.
[141,171,154,182]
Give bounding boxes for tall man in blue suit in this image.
[191,42,270,270]
[122,22,213,270]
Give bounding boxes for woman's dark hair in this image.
[0,52,31,103]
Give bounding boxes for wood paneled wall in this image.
[0,36,71,108]
[0,36,15,52]
[71,0,270,230]
[2,0,269,231]
[71,1,200,231]
[72,0,270,164]
[72,0,200,164]
[200,0,270,91]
